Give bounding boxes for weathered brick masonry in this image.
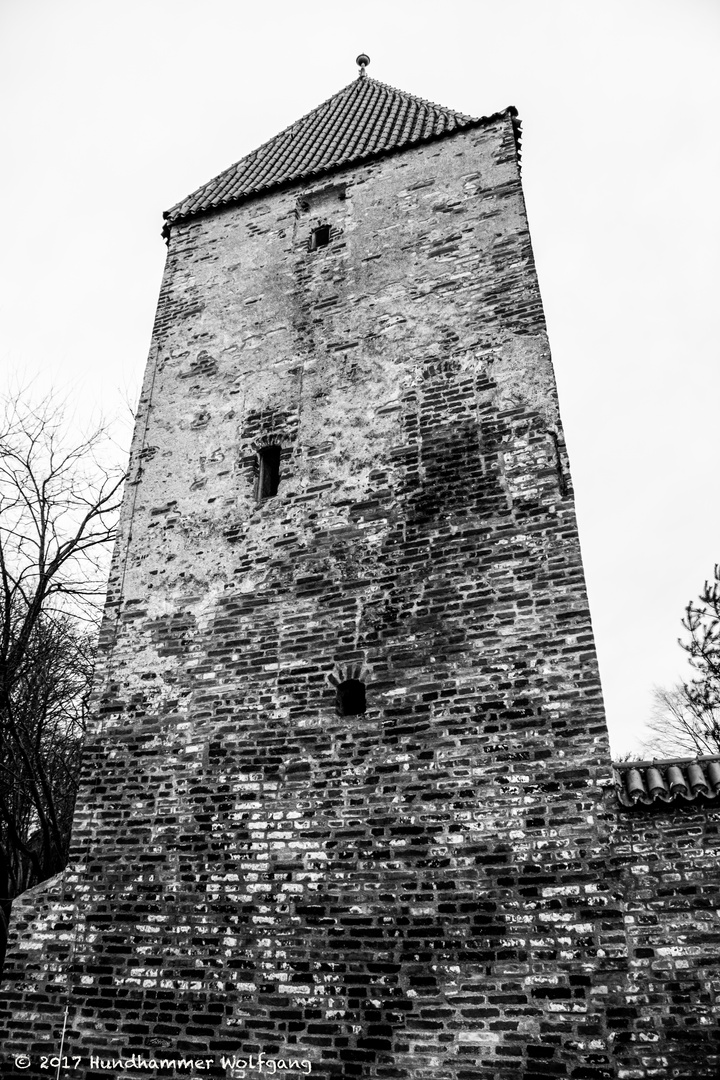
[2,72,719,1079]
[608,766,720,1077]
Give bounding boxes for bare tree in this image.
[641,567,720,758]
[0,389,125,964]
[0,614,94,949]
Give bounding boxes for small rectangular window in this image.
[337,679,366,717]
[257,446,281,500]
[310,225,331,251]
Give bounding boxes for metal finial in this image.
[356,54,370,78]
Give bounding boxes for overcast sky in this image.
[1,0,718,756]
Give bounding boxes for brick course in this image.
[1,109,718,1080]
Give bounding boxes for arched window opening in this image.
[337,679,366,717]
[257,445,281,501]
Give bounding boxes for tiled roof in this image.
[164,73,516,231]
[614,756,720,806]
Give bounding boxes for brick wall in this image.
[2,113,718,1080]
[606,796,720,1078]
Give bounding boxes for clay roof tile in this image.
[708,761,720,792]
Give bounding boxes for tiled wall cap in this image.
[614,755,720,807]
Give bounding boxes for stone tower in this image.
[10,59,711,1080]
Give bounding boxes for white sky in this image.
[1,0,718,756]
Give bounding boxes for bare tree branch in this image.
[0,386,124,968]
[639,567,720,759]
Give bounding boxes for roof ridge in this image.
[614,752,720,769]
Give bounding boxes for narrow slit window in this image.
[337,679,366,717]
[257,445,281,501]
[549,431,568,497]
[310,225,331,251]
